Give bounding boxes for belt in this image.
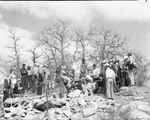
[106,77,114,80]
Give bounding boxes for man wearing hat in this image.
[105,62,115,100]
[99,60,107,93]
[121,56,131,86]
[114,59,122,88]
[109,59,120,92]
[20,64,28,94]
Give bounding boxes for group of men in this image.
[82,52,137,99]
[3,64,49,102]
[54,52,137,100]
[3,52,137,102]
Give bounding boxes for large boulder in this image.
[121,101,150,114]
[126,110,150,120]
[120,101,150,120]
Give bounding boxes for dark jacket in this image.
[20,67,28,76]
[55,75,64,86]
[3,79,11,91]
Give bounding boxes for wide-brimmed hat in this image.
[102,60,107,64]
[124,56,128,60]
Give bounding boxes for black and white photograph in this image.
[0,0,150,119]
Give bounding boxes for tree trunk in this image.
[61,42,64,66]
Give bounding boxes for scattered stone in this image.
[70,112,83,120]
[63,109,73,118]
[133,96,144,100]
[82,106,97,117]
[68,90,81,98]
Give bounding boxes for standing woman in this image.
[9,69,17,96]
[20,64,28,94]
[27,66,32,92]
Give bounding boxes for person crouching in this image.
[82,76,95,96]
[105,63,116,100]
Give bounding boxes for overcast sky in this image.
[0,0,150,81]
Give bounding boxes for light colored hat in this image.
[102,60,106,64]
[109,59,113,63]
[105,63,110,67]
[124,56,128,60]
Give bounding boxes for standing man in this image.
[109,59,120,92]
[121,56,130,86]
[32,64,39,94]
[3,76,11,102]
[37,66,44,95]
[99,60,107,94]
[105,63,116,100]
[126,53,137,86]
[115,59,122,88]
[55,66,65,98]
[80,58,86,78]
[20,64,28,94]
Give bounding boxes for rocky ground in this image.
[1,86,150,120]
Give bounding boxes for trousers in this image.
[129,70,135,86]
[106,78,114,99]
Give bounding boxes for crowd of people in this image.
[3,52,137,102]
[3,64,49,102]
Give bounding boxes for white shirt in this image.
[27,69,32,75]
[106,67,115,79]
[85,75,93,82]
[9,73,17,84]
[129,55,135,64]
[32,66,39,75]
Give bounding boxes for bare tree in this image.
[37,20,71,68]
[90,27,128,64]
[131,50,150,86]
[72,27,95,62]
[27,44,42,66]
[72,27,95,77]
[0,57,12,78]
[7,30,23,79]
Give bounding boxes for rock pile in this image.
[1,90,117,120]
[1,86,150,120]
